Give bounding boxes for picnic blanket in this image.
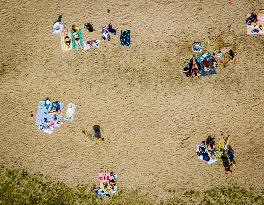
[35,101,63,134]
[64,103,76,121]
[120,29,130,47]
[247,13,264,35]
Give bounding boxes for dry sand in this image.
[0,0,264,201]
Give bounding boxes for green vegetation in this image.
[0,167,263,205]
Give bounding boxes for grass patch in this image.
[0,167,263,205]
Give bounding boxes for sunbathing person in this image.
[202,57,210,71]
[72,25,81,46]
[64,35,71,46]
[191,57,201,77]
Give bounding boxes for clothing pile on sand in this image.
[52,16,131,52]
[196,133,236,174]
[96,170,117,197]
[35,97,76,134]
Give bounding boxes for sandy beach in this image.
[0,0,264,201]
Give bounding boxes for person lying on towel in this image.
[65,35,71,47]
[72,25,81,47]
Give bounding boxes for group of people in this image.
[183,42,236,78]
[37,97,63,134]
[96,169,118,197]
[34,97,77,134]
[52,15,121,50]
[196,132,235,175]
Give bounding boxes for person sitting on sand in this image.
[202,57,210,71]
[101,26,110,41]
[84,22,94,32]
[210,54,218,68]
[45,97,51,110]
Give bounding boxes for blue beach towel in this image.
[120,29,130,47]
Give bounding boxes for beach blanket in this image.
[35,101,63,134]
[64,103,76,121]
[70,28,83,49]
[247,13,264,35]
[120,29,130,47]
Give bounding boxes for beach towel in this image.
[70,28,83,49]
[60,32,72,52]
[64,103,76,121]
[35,100,63,134]
[120,29,130,47]
[247,13,264,35]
